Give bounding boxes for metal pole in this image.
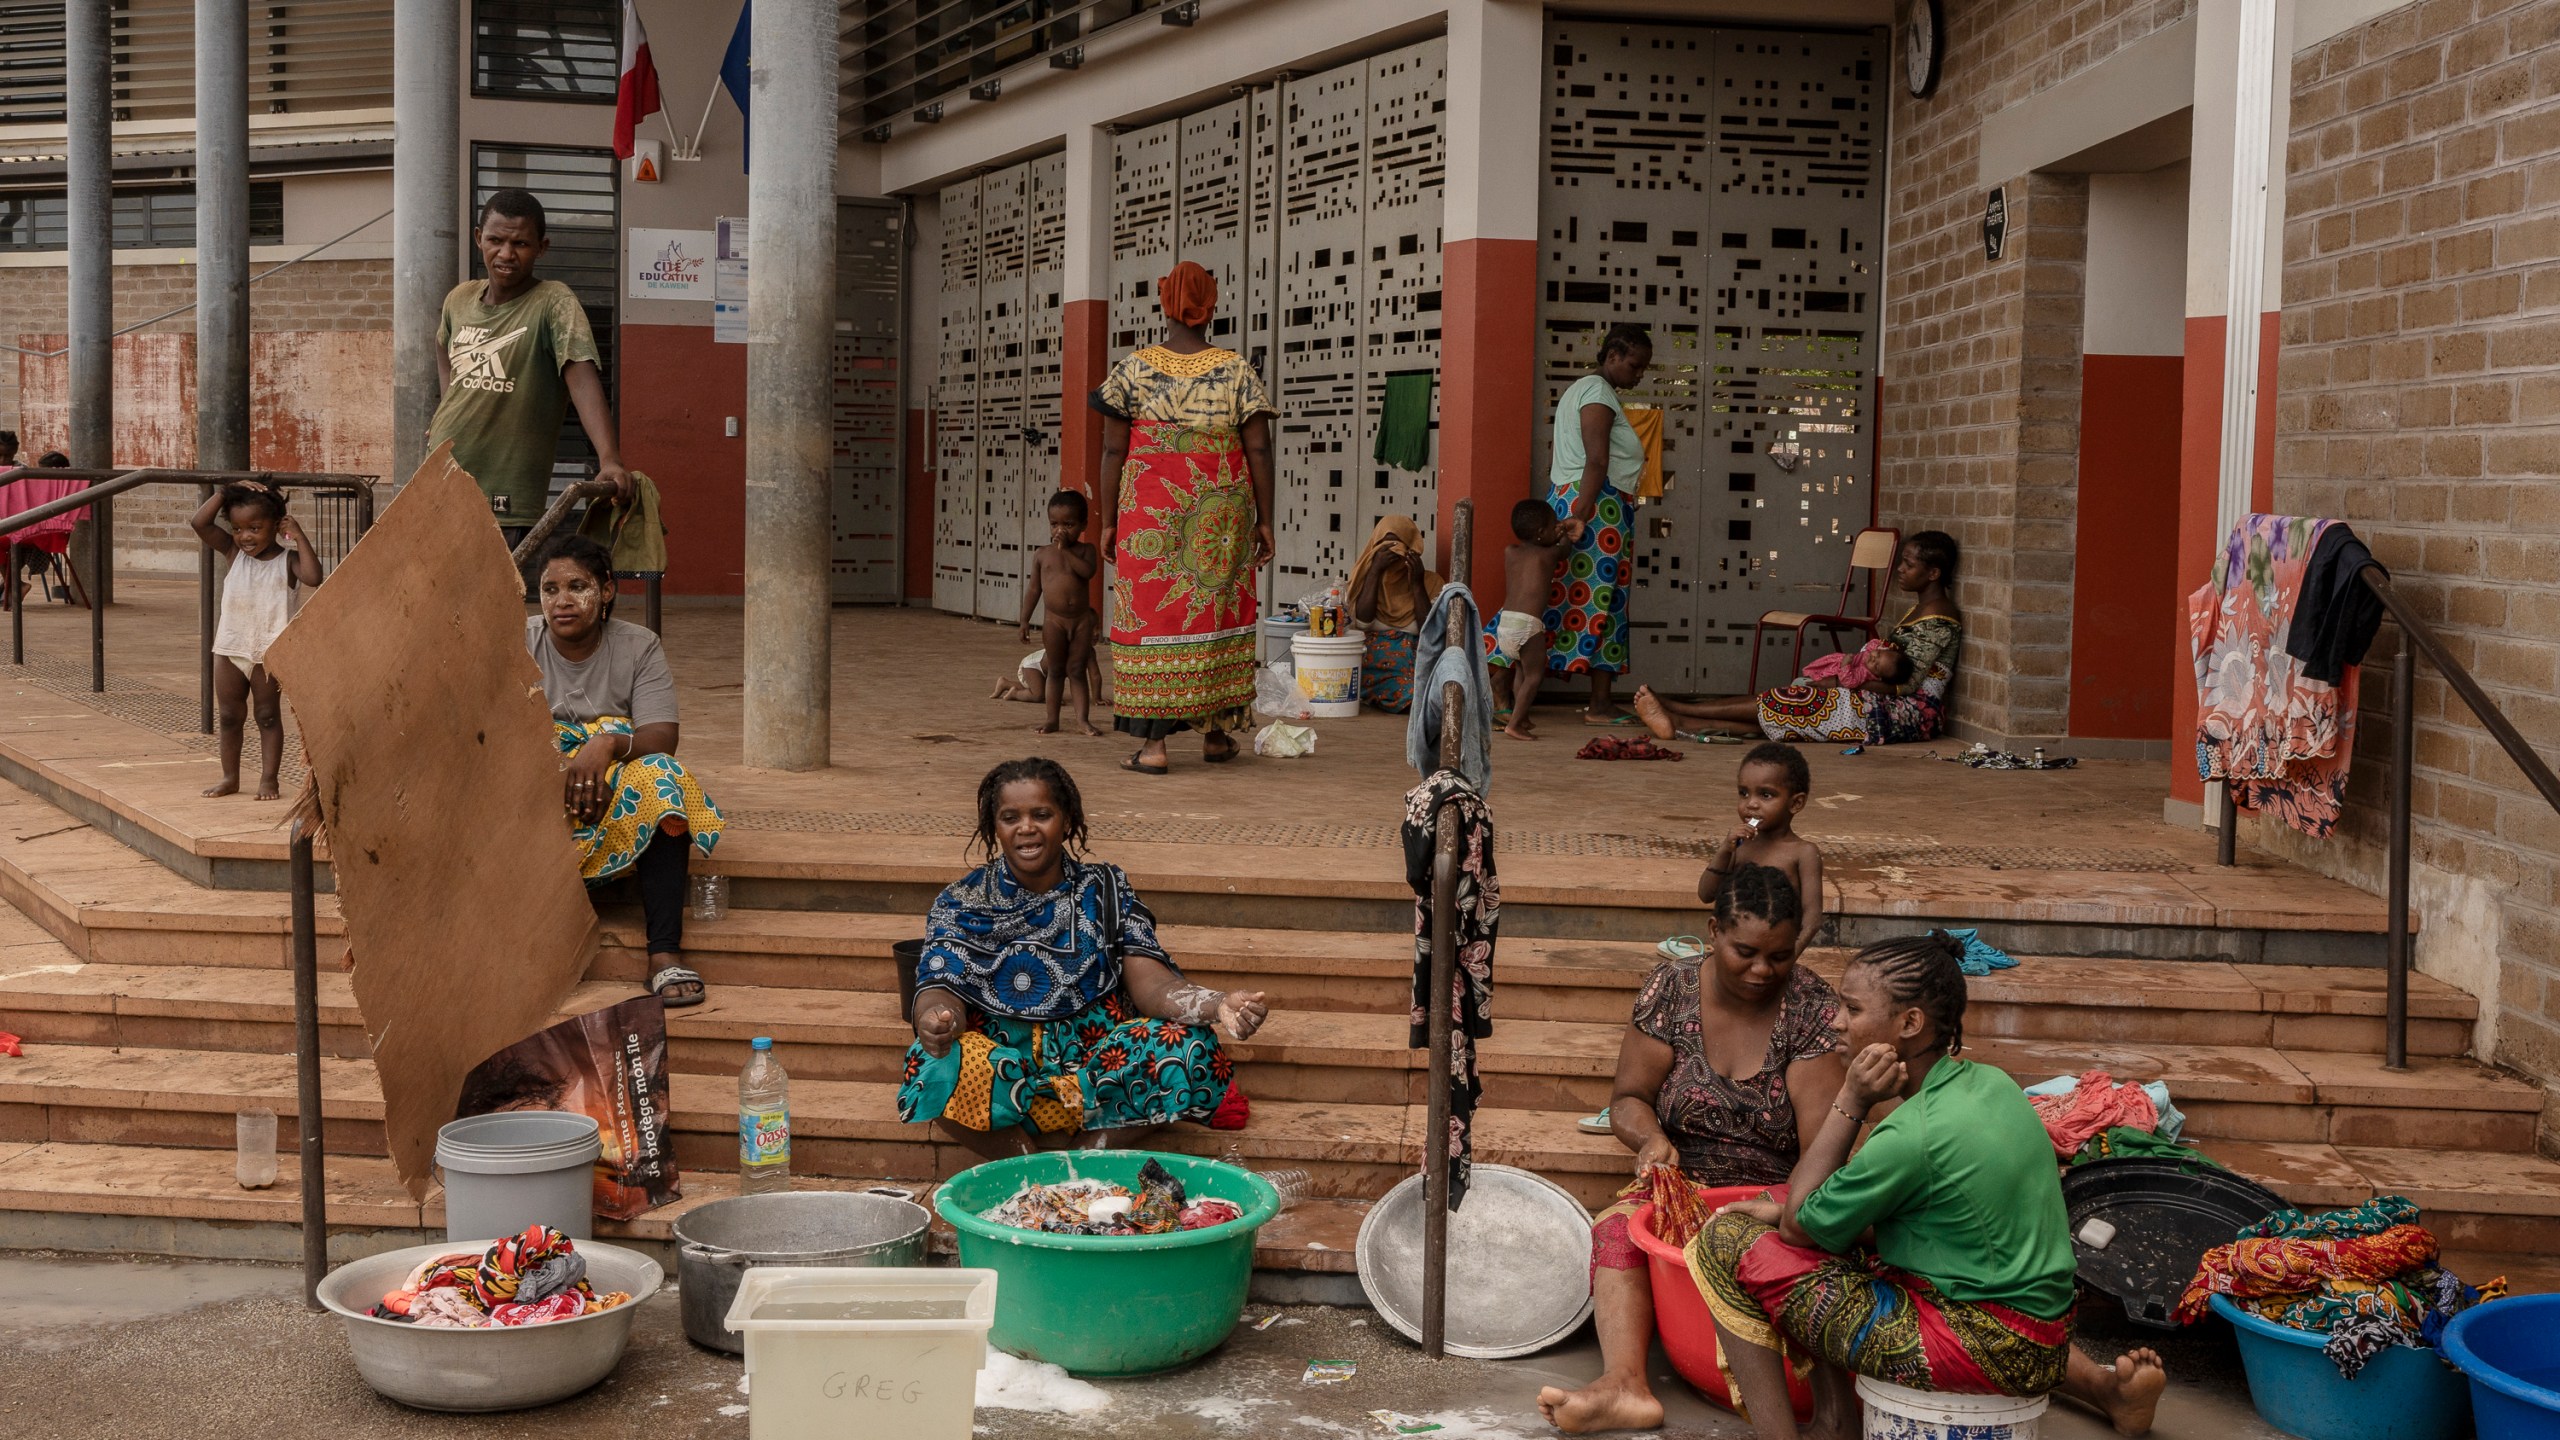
[742,0,840,770]
[1421,679,1463,1359]
[2385,633,2414,1071]
[291,822,328,1306]
[392,0,461,484]
[2216,781,2238,866]
[198,0,250,734]
[67,0,113,607]
[1448,498,1473,589]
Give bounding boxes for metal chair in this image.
[1747,526,1900,691]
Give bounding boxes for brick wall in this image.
[1881,0,2191,740]
[2270,0,2560,1104]
[5,258,390,570]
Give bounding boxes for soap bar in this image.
[1086,1195,1135,1224]
[2077,1217,2117,1250]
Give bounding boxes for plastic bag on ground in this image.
[1255,661,1313,720]
[1256,722,1317,757]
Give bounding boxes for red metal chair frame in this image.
[1747,526,1900,692]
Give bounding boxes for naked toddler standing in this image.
[1018,489,1104,736]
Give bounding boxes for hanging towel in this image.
[2188,514,2360,838]
[2284,524,2387,685]
[1623,404,1667,500]
[1373,371,1436,473]
[577,471,668,575]
[1408,582,1493,793]
[1403,768,1497,1210]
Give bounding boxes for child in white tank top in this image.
[189,481,324,799]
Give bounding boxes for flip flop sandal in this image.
[1576,1108,1615,1135]
[1202,738,1239,764]
[649,963,707,1008]
[1657,935,1707,962]
[1582,712,1639,727]
[1122,747,1170,776]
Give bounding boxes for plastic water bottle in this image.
[738,1037,790,1194]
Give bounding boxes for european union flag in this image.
[719,0,752,171]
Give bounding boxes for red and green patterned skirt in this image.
[1109,420,1258,739]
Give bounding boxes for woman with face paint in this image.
[527,533,724,1007]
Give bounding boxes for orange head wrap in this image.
[1156,261,1217,329]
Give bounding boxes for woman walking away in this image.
[1538,865,1845,1434]
[1520,324,1652,725]
[191,481,323,800]
[901,758,1271,1154]
[1093,260,1277,774]
[528,533,724,1007]
[1693,931,2167,1439]
[1638,530,1964,747]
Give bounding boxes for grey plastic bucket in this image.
[435,1111,603,1241]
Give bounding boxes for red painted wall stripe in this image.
[1437,237,1539,592]
[2071,352,2184,739]
[619,322,745,595]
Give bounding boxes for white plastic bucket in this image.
[435,1111,602,1241]
[726,1267,998,1440]
[1290,632,1366,717]
[1856,1376,2047,1440]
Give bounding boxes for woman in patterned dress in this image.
[899,758,1271,1157]
[528,533,723,1006]
[1511,324,1653,724]
[1536,865,1845,1435]
[1635,531,1964,746]
[1092,261,1277,775]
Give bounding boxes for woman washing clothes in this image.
[529,533,724,1007]
[899,757,1271,1156]
[1536,866,1845,1435]
[1347,515,1445,712]
[1636,531,1963,746]
[1693,932,2167,1440]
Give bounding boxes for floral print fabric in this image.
[1405,769,1497,1208]
[896,989,1233,1136]
[2189,514,2360,837]
[1757,612,1962,745]
[552,717,722,884]
[1632,962,1841,1186]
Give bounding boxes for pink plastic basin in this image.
[1630,1190,1815,1423]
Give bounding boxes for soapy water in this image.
[974,1349,1110,1415]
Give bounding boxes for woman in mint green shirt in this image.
[1502,324,1651,724]
[1689,933,2168,1439]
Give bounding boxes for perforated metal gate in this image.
[1539,23,1884,693]
[932,155,1069,621]
[830,199,904,603]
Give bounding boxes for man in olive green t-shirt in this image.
[428,188,632,539]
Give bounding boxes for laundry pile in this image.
[2175,1195,2505,1377]
[2025,1070,2206,1165]
[1639,1165,1715,1249]
[369,1224,631,1328]
[979,1160,1242,1236]
[1576,735,1682,762]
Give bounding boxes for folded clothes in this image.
[2173,1224,2438,1325]
[2030,1070,2160,1158]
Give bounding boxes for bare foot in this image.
[1536,1375,1665,1434]
[1503,725,1539,741]
[253,778,281,801]
[202,777,239,798]
[989,676,1009,699]
[1076,720,1104,737]
[1034,721,1060,734]
[1632,687,1675,740]
[2088,1349,2167,1437]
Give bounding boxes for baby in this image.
[1800,636,1909,690]
[1013,489,1104,736]
[1495,499,1567,740]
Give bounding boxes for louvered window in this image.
[472,0,617,102]
[0,1,394,124]
[0,181,284,252]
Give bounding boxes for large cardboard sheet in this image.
[265,446,599,1197]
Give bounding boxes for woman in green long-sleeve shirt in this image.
[1690,932,2170,1440]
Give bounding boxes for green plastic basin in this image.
[933,1150,1280,1376]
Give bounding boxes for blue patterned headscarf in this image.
[914,856,1174,1020]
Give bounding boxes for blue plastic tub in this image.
[2443,1294,2560,1440]
[2212,1296,2472,1440]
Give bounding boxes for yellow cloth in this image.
[1625,406,1667,500]
[576,471,667,575]
[1345,515,1446,631]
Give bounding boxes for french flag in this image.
[612,0,663,160]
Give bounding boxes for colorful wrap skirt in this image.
[1691,1211,2072,1399]
[1109,420,1259,739]
[1540,483,1631,676]
[1757,681,1948,746]
[555,717,723,884]
[897,989,1235,1137]
[1364,625,1418,712]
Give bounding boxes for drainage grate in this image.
[6,657,310,787]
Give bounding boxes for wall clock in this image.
[1905,0,1943,99]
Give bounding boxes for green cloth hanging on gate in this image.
[577,470,667,575]
[1372,371,1435,473]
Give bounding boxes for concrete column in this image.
[1057,124,1113,502]
[741,0,838,771]
[393,0,461,484]
[1436,0,1545,590]
[196,0,250,472]
[66,0,113,598]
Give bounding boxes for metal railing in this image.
[2215,564,2560,1071]
[1420,498,1474,1359]
[0,466,376,725]
[509,478,665,634]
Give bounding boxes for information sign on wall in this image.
[626,227,713,300]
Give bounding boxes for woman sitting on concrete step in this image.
[1539,864,1845,1435]
[898,756,1270,1156]
[528,532,724,1007]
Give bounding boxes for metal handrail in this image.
[2213,562,2560,1071]
[510,479,666,634]
[1,465,376,711]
